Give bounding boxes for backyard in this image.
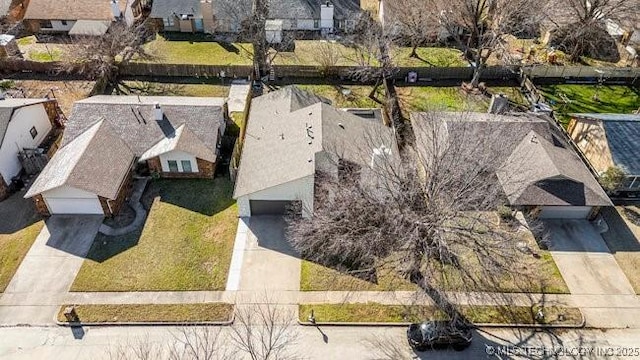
[539,85,640,124]
[142,34,253,65]
[1,80,95,115]
[111,79,230,97]
[70,178,237,291]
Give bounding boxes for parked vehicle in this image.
[407,321,472,351]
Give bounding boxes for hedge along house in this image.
[568,113,640,196]
[412,112,612,219]
[24,0,142,35]
[25,96,226,216]
[233,86,397,217]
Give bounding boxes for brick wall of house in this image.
[33,194,51,217]
[0,177,9,201]
[108,164,135,216]
[148,157,216,179]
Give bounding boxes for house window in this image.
[314,19,320,28]
[40,20,53,28]
[61,20,68,26]
[163,17,175,27]
[29,126,38,139]
[181,160,193,173]
[167,160,178,172]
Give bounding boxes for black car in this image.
[407,321,472,351]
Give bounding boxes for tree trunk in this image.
[252,0,268,79]
[410,44,418,58]
[470,59,484,88]
[409,268,470,328]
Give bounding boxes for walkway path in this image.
[99,178,149,236]
[227,80,251,113]
[0,216,103,325]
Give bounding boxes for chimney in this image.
[111,0,122,18]
[201,0,215,33]
[371,145,391,169]
[488,93,509,114]
[320,1,334,29]
[154,102,163,121]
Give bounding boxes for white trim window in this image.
[181,160,193,173]
[167,160,179,172]
[163,17,175,27]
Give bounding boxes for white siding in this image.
[159,150,199,173]
[40,20,76,32]
[0,104,51,184]
[43,185,98,198]
[237,175,314,218]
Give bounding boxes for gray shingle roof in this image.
[268,0,360,20]
[25,120,135,199]
[498,130,611,206]
[233,86,396,198]
[63,96,225,160]
[412,112,611,207]
[572,113,640,176]
[0,99,50,148]
[150,0,203,18]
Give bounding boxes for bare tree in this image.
[229,302,300,360]
[423,0,548,87]
[58,20,153,82]
[545,0,639,61]
[286,112,550,326]
[382,0,437,58]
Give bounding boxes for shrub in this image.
[599,166,626,193]
[498,205,514,220]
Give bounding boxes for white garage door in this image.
[539,206,592,219]
[44,197,104,215]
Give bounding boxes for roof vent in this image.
[338,123,344,129]
[530,134,538,144]
[154,102,163,121]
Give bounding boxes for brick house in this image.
[25,95,226,216]
[0,98,63,201]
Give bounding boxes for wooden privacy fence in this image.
[522,65,640,80]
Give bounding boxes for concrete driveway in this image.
[545,220,635,295]
[236,216,301,293]
[0,215,103,325]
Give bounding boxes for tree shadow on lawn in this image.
[142,178,235,217]
[600,207,640,253]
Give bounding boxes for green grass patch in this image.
[299,303,582,325]
[143,34,252,65]
[16,36,36,46]
[71,178,237,291]
[393,47,467,67]
[28,49,62,62]
[539,85,640,125]
[57,303,234,323]
[113,80,229,97]
[600,207,640,294]
[273,41,363,66]
[227,112,245,138]
[0,222,44,292]
[397,86,490,112]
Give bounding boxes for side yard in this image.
[1,80,95,115]
[0,193,44,292]
[600,206,640,294]
[70,178,237,291]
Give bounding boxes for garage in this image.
[250,200,299,215]
[44,197,104,215]
[538,206,593,219]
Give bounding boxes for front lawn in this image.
[0,222,44,292]
[112,80,230,97]
[539,85,640,125]
[57,303,234,323]
[143,34,253,65]
[71,178,237,291]
[301,213,569,294]
[600,207,640,294]
[299,304,583,325]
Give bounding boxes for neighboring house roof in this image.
[234,86,396,198]
[0,98,50,148]
[412,111,611,207]
[268,0,361,20]
[63,95,225,161]
[498,130,611,206]
[24,0,126,20]
[25,120,135,200]
[68,20,111,36]
[150,0,202,18]
[572,113,640,175]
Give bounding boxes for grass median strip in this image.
[299,303,582,325]
[57,303,234,323]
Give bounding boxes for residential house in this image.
[233,86,397,217]
[150,0,361,36]
[0,98,63,201]
[412,112,612,219]
[24,0,142,36]
[25,96,227,216]
[568,113,640,196]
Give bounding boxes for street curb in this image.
[297,310,586,329]
[54,314,235,327]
